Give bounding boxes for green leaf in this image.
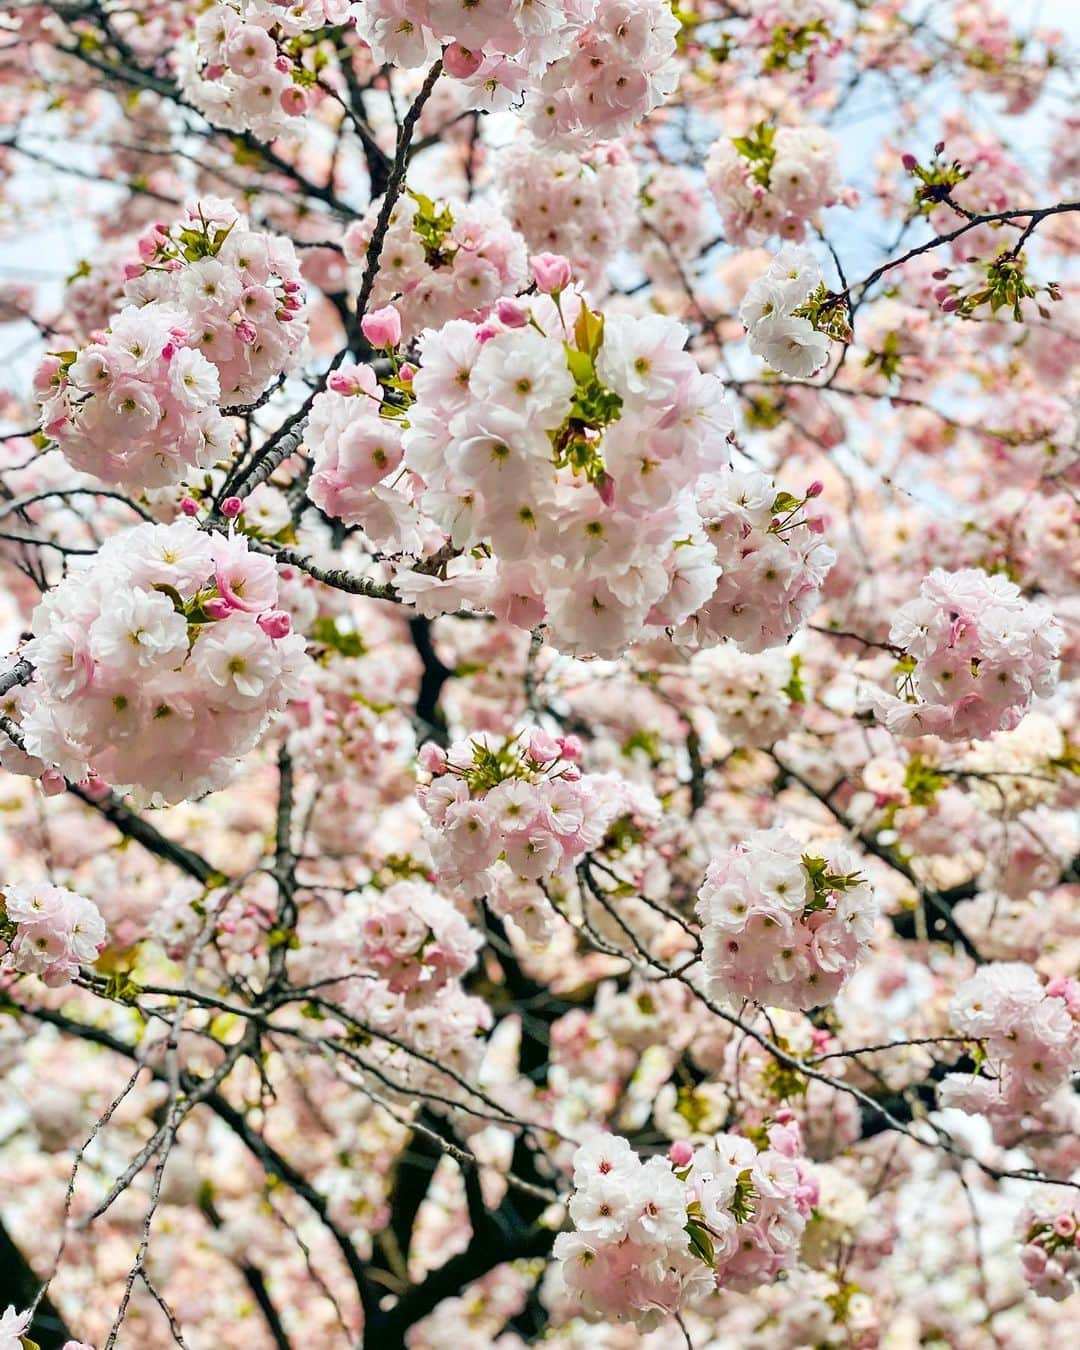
[573,303,605,359]
[685,1220,715,1266]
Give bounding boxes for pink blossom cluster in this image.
[357,880,482,996]
[744,0,840,82]
[677,468,836,652]
[34,303,231,490]
[180,2,348,138]
[8,520,308,803]
[523,0,680,144]
[632,165,711,291]
[305,362,425,553]
[343,191,528,340]
[941,964,1080,1123]
[706,122,847,245]
[499,137,639,289]
[121,198,307,406]
[740,244,831,377]
[553,1121,816,1327]
[874,568,1062,740]
[1019,1186,1080,1301]
[401,290,738,657]
[691,647,801,748]
[353,0,678,144]
[418,730,604,893]
[696,827,877,1010]
[0,881,106,987]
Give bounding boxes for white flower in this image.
[748,313,830,377]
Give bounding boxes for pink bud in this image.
[530,251,573,294]
[204,597,234,620]
[180,497,200,517]
[235,318,258,344]
[940,296,959,312]
[475,322,500,343]
[932,268,950,280]
[595,471,615,507]
[1053,1214,1077,1239]
[258,609,292,639]
[901,153,918,172]
[528,731,561,762]
[557,734,583,762]
[40,768,67,797]
[495,296,529,328]
[935,141,946,156]
[442,42,483,79]
[398,363,416,383]
[77,770,111,802]
[221,496,244,517]
[280,86,308,117]
[806,480,824,497]
[669,1140,694,1166]
[274,56,291,73]
[360,304,402,348]
[123,262,144,280]
[328,371,361,394]
[418,743,448,775]
[205,63,226,80]
[807,515,825,534]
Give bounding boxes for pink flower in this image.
[211,532,279,614]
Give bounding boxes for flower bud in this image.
[901,153,918,172]
[180,497,200,517]
[257,609,292,639]
[530,251,573,294]
[443,42,483,79]
[669,1140,694,1166]
[221,496,244,517]
[280,86,308,117]
[360,304,402,349]
[418,743,448,775]
[204,596,234,620]
[494,296,529,328]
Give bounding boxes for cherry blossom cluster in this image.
[678,468,836,653]
[522,0,680,144]
[121,198,308,406]
[873,568,1062,740]
[740,244,831,377]
[632,165,711,292]
[401,290,739,656]
[343,189,528,340]
[1019,1187,1080,1301]
[7,521,308,803]
[417,730,604,893]
[553,1122,817,1326]
[34,303,231,490]
[0,882,106,988]
[353,0,679,144]
[180,2,347,138]
[305,361,422,553]
[706,120,848,245]
[696,827,877,1010]
[357,880,481,997]
[941,964,1080,1125]
[499,137,639,290]
[691,647,802,749]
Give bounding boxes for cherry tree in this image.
[0,1,1078,1346]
